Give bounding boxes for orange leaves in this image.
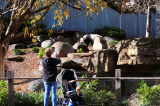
[64,10,70,20]
[101,7,104,11]
[48,29,53,36]
[24,27,29,39]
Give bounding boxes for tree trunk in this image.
[0,45,5,77]
[146,1,152,37]
[0,41,10,77]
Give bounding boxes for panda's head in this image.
[80,37,85,43]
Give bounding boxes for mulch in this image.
[4,48,42,93]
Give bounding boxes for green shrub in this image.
[38,45,51,58]
[13,49,27,55]
[137,80,160,106]
[77,48,83,53]
[14,91,49,106]
[108,40,120,45]
[0,80,8,106]
[93,26,126,40]
[79,76,115,105]
[31,47,39,53]
[107,27,126,40]
[93,25,110,37]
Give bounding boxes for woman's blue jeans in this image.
[44,81,57,106]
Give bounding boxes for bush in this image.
[93,25,110,37]
[38,45,51,58]
[0,80,8,106]
[137,80,160,106]
[14,91,49,106]
[108,41,120,45]
[31,47,39,53]
[79,76,115,105]
[93,26,126,40]
[107,27,126,40]
[13,49,28,55]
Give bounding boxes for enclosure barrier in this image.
[1,69,160,106]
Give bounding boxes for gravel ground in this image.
[5,48,42,93]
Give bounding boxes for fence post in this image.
[8,70,14,106]
[115,69,121,106]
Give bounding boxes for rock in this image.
[52,41,75,57]
[28,79,44,92]
[61,60,87,71]
[73,42,89,52]
[117,38,160,65]
[64,37,74,45]
[87,50,117,73]
[92,36,107,50]
[127,92,141,106]
[35,35,49,43]
[27,43,41,48]
[57,36,64,42]
[103,36,118,44]
[8,43,25,51]
[41,40,55,48]
[67,53,91,70]
[5,56,24,62]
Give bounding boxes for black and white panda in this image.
[80,34,101,46]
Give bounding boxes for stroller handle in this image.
[69,79,90,83]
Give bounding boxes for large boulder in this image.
[127,92,141,106]
[28,79,44,92]
[41,40,55,48]
[52,41,75,57]
[8,43,25,51]
[92,36,107,50]
[57,35,64,42]
[116,38,160,65]
[87,50,118,73]
[64,38,74,45]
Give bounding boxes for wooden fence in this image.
[1,69,160,106]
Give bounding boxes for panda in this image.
[80,34,101,46]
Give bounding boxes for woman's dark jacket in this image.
[42,54,61,82]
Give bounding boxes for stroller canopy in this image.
[56,69,80,89]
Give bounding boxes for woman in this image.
[42,47,61,106]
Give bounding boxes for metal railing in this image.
[1,69,160,106]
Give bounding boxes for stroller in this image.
[56,69,89,106]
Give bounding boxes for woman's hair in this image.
[45,48,53,57]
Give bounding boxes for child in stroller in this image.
[56,69,89,106]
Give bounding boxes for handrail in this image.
[1,77,160,80]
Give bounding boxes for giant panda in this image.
[80,34,101,46]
